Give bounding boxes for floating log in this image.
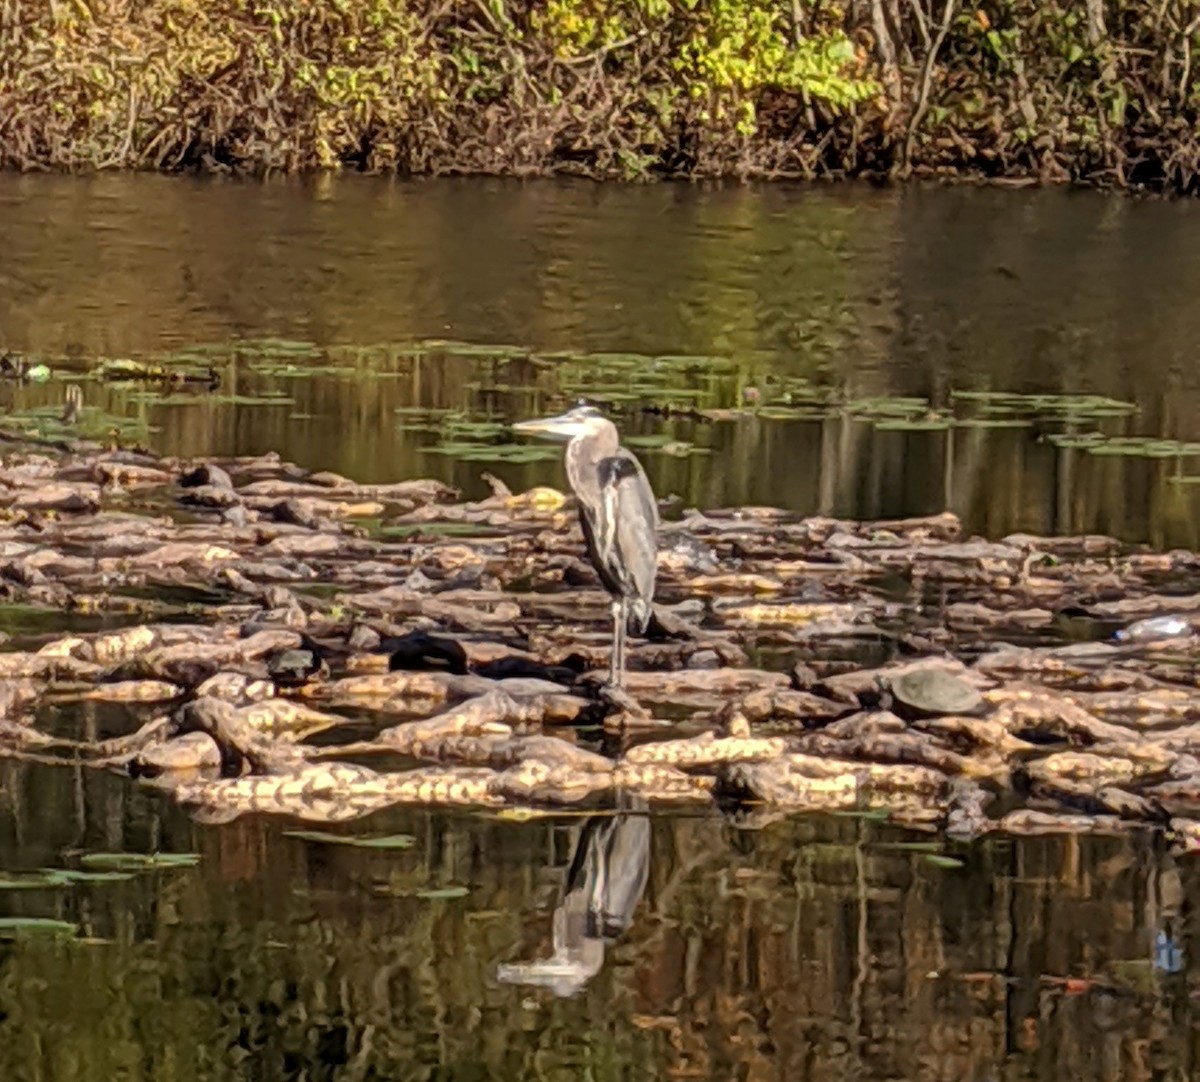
[0,441,1195,839]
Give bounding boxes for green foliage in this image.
[533,0,874,127]
[673,0,873,128]
[2,0,1198,187]
[0,0,876,175]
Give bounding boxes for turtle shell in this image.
[888,669,982,718]
[267,648,324,688]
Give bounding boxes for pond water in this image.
[1,177,1200,1080]
[1,176,1199,547]
[0,756,1196,1082]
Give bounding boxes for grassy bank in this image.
[0,0,1197,190]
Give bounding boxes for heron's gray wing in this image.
[597,449,658,628]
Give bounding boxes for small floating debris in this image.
[1114,615,1192,643]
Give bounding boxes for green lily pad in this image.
[154,394,294,407]
[623,434,689,448]
[352,835,418,850]
[1085,438,1200,458]
[874,419,952,432]
[952,418,1033,429]
[922,854,965,869]
[79,852,200,871]
[0,917,79,937]
[652,354,739,372]
[423,442,562,463]
[753,406,832,421]
[847,396,930,417]
[233,338,321,357]
[43,868,137,884]
[284,831,416,849]
[0,871,72,890]
[420,340,525,358]
[441,421,511,440]
[416,886,470,900]
[1047,434,1106,449]
[950,390,1025,402]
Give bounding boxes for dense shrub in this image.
[0,0,1196,189]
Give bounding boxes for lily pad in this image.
[874,419,952,432]
[1085,438,1200,458]
[441,420,511,440]
[922,854,966,870]
[44,868,137,884]
[0,917,78,938]
[0,871,73,890]
[233,338,321,357]
[79,852,200,871]
[753,406,832,421]
[420,340,525,359]
[847,396,930,417]
[246,364,344,379]
[422,443,562,463]
[284,830,416,849]
[623,434,691,449]
[1047,434,1106,450]
[416,886,470,900]
[952,418,1033,429]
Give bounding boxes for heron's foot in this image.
[597,683,654,725]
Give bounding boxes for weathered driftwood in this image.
[131,732,223,777]
[0,443,1197,837]
[172,763,503,824]
[176,698,308,775]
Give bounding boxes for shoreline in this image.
[3,1,1197,194]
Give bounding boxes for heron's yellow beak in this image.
[511,413,579,440]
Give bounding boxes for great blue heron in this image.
[512,404,657,687]
[496,802,651,997]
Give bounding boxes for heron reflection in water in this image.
[496,804,651,997]
[511,404,658,687]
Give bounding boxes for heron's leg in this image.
[609,600,622,687]
[616,598,628,686]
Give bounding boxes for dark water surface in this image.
[1,175,1199,546]
[0,756,1197,1082]
[1,177,1200,1080]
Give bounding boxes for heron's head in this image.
[511,404,608,442]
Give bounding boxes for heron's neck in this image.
[566,428,618,489]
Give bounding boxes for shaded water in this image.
[0,755,1197,1082]
[0,176,1199,546]
[1,177,1200,1079]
